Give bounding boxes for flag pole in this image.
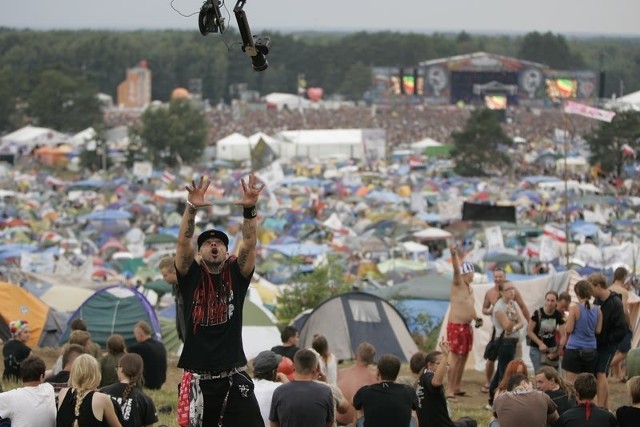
[563,113,570,263]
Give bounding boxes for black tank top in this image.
[57,389,111,427]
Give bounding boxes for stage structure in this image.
[367,52,598,107]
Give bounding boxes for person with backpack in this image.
[527,291,565,373]
[588,272,628,410]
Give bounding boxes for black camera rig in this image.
[198,0,271,72]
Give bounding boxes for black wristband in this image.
[243,206,257,219]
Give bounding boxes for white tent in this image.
[264,92,312,110]
[276,128,386,161]
[215,132,251,161]
[0,125,68,153]
[618,90,640,107]
[410,137,443,154]
[69,127,97,148]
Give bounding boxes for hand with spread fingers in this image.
[236,174,265,207]
[185,176,213,208]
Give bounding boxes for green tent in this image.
[58,286,161,348]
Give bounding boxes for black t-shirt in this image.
[2,339,30,380]
[545,388,576,416]
[595,292,626,346]
[100,382,158,427]
[616,406,640,427]
[127,338,167,389]
[353,381,418,427]
[556,404,617,427]
[177,258,252,372]
[530,308,565,349]
[45,370,71,395]
[417,371,455,427]
[270,345,299,362]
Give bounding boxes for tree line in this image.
[0,29,638,119]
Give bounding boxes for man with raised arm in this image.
[446,244,481,399]
[175,174,264,427]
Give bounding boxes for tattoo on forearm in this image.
[185,218,195,238]
[238,248,248,270]
[242,219,256,239]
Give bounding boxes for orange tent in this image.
[0,281,63,348]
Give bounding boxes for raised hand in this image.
[185,176,213,208]
[439,341,451,355]
[236,174,265,207]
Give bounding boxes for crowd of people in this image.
[2,174,640,427]
[1,318,163,427]
[104,103,594,157]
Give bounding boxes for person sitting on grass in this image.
[535,366,576,417]
[555,372,615,427]
[616,375,640,427]
[493,374,558,427]
[416,341,477,427]
[100,353,158,427]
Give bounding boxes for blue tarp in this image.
[78,209,132,221]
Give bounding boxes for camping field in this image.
[0,346,634,427]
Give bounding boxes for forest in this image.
[0,28,639,105]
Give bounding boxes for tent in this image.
[0,281,65,348]
[215,132,251,161]
[297,292,419,362]
[58,286,161,348]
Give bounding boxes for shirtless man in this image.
[447,245,481,398]
[608,267,632,381]
[481,267,530,392]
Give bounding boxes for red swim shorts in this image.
[447,322,473,355]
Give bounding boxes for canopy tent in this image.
[410,137,452,157]
[0,125,68,154]
[275,128,386,161]
[215,132,250,161]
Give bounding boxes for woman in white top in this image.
[312,334,338,385]
[488,282,524,407]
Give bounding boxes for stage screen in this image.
[450,71,518,104]
[545,78,578,99]
[390,75,425,95]
[484,95,507,110]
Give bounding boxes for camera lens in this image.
[251,53,268,72]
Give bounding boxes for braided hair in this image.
[118,353,144,401]
[68,354,101,426]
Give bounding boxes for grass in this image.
[1,347,634,427]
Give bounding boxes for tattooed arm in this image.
[236,174,265,278]
[176,177,212,276]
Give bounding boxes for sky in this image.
[0,0,638,36]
